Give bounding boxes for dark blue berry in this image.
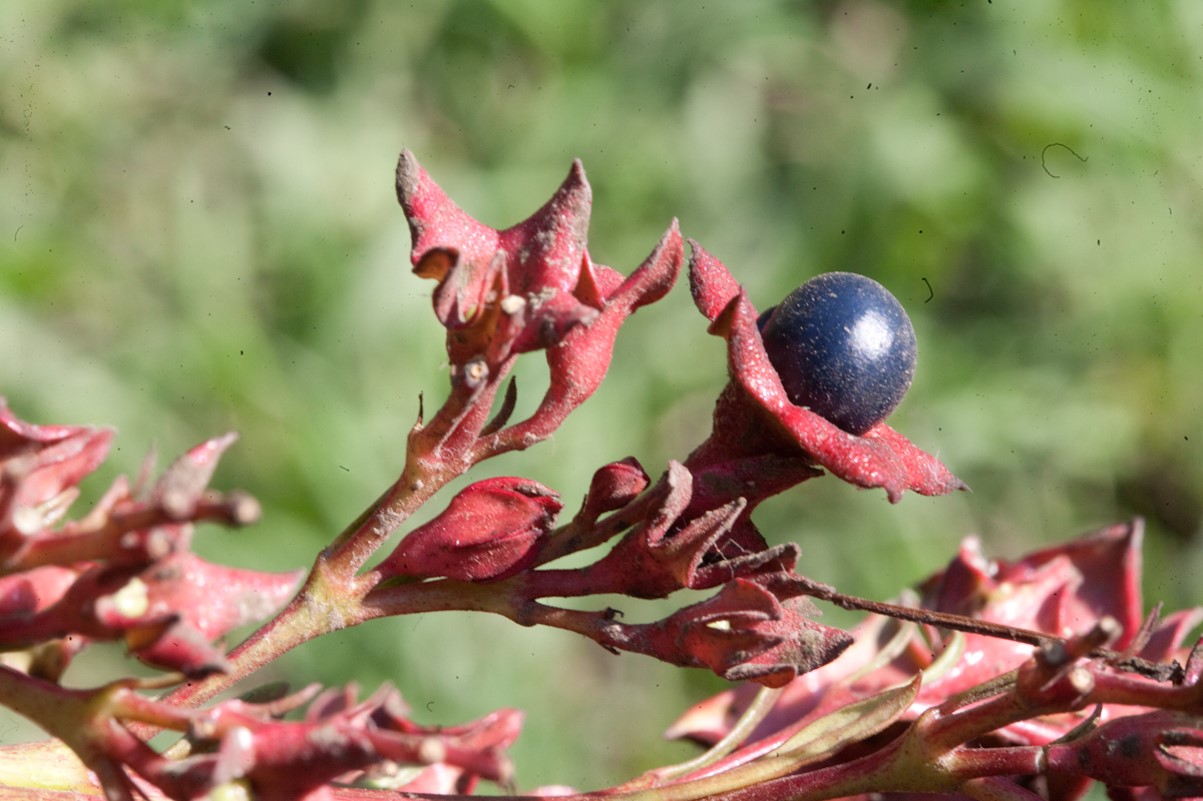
[758,272,916,435]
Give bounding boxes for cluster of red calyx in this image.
[126,684,522,800]
[663,521,1203,801]
[359,152,968,690]
[0,404,297,678]
[0,152,1196,801]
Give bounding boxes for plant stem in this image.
[796,577,1057,648]
[162,555,357,709]
[323,466,442,580]
[796,577,1181,682]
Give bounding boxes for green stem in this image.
[0,669,124,795]
[162,556,357,709]
[164,446,451,710]
[322,465,443,581]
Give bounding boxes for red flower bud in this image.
[578,457,649,524]
[381,478,561,582]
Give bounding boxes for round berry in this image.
[758,272,916,435]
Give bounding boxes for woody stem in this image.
[794,577,1181,683]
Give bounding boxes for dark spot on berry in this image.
[759,272,916,435]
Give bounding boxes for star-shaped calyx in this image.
[399,151,613,366]
[395,151,682,461]
[686,241,967,503]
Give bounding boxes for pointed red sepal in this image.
[644,577,853,688]
[0,400,113,531]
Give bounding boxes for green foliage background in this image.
[2,0,1202,790]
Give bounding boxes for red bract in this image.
[0,400,112,544]
[902,521,1152,711]
[975,520,1145,648]
[110,685,522,800]
[198,686,518,799]
[0,565,79,619]
[90,552,302,675]
[0,400,91,453]
[686,242,966,503]
[380,477,561,582]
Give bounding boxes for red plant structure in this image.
[0,153,1197,800]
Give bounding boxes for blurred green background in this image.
[2,0,1202,790]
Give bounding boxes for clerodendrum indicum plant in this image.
[0,151,1200,801]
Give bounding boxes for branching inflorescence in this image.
[0,153,1197,800]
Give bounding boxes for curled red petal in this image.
[1141,607,1203,664]
[0,565,79,620]
[689,239,746,322]
[594,494,740,599]
[397,151,604,362]
[395,150,499,285]
[141,552,303,641]
[7,429,113,519]
[541,221,684,409]
[497,159,591,298]
[480,221,683,455]
[0,400,94,458]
